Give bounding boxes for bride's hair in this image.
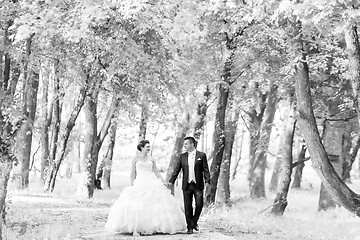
[137,140,150,151]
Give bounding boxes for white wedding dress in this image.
[105,160,186,235]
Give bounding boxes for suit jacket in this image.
[169,150,210,191]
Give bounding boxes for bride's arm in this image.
[152,158,165,183]
[130,158,137,185]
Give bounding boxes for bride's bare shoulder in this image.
[132,156,141,163]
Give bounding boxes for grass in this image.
[3,163,360,240]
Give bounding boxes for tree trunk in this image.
[340,126,352,183]
[76,92,98,197]
[1,19,11,91]
[271,101,296,216]
[345,24,360,127]
[44,85,88,192]
[2,54,10,92]
[0,55,2,92]
[48,60,62,165]
[231,124,245,180]
[0,20,15,237]
[217,104,240,205]
[101,121,117,189]
[165,112,190,194]
[7,64,20,97]
[291,144,306,188]
[318,176,338,211]
[295,21,360,216]
[65,157,73,178]
[342,23,359,180]
[342,136,360,181]
[194,86,211,140]
[269,104,293,192]
[269,156,282,192]
[0,90,17,240]
[249,83,278,199]
[74,140,81,173]
[14,38,39,189]
[40,62,54,181]
[205,24,244,203]
[318,120,346,211]
[0,137,13,239]
[206,81,230,204]
[0,157,12,240]
[318,154,343,211]
[77,95,120,198]
[138,100,149,142]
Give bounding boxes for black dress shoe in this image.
[186,229,193,234]
[194,225,199,231]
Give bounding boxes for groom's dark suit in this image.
[169,150,210,231]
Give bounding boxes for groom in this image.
[168,136,210,234]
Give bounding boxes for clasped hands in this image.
[163,182,210,188]
[164,182,173,189]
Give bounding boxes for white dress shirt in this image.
[188,150,196,183]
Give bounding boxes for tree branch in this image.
[291,157,310,169]
[97,96,120,146]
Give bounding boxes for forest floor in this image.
[3,170,360,240]
[4,192,238,240]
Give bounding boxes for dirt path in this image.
[5,192,241,240]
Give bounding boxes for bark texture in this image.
[14,37,39,189]
[166,112,190,186]
[207,81,230,203]
[291,144,306,188]
[249,83,277,198]
[193,86,211,140]
[138,100,149,142]
[45,85,88,192]
[318,120,346,211]
[77,95,120,198]
[40,62,54,181]
[48,61,62,166]
[269,156,282,192]
[231,124,245,180]
[217,104,240,205]
[271,101,296,216]
[345,24,360,127]
[101,121,117,189]
[295,21,360,216]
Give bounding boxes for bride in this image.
[105,140,186,236]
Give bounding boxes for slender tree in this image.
[205,22,246,204]
[101,121,117,189]
[271,100,296,216]
[138,99,149,142]
[77,94,120,198]
[165,111,190,187]
[217,100,240,205]
[318,120,347,211]
[45,82,89,192]
[345,24,360,127]
[14,37,39,189]
[40,61,54,181]
[269,156,282,192]
[231,124,245,180]
[248,83,278,198]
[294,20,360,216]
[0,124,15,240]
[193,86,211,140]
[291,144,306,188]
[47,59,62,174]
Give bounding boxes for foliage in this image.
[1,0,360,209]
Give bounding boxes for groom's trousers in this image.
[183,181,203,230]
